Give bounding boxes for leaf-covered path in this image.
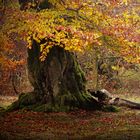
[0,108,140,140]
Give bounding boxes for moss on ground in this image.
[103,105,120,112]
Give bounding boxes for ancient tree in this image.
[2,0,139,112]
[7,0,102,112]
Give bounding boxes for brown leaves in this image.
[0,108,140,139]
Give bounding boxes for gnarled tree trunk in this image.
[7,40,101,112]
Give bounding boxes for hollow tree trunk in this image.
[7,40,101,112]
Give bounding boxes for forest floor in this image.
[0,95,140,140]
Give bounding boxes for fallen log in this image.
[88,89,140,109]
[111,97,140,109]
[88,89,112,104]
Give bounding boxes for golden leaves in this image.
[2,0,139,63]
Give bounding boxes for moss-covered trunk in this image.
[7,40,101,112]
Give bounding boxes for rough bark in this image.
[7,41,101,112]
